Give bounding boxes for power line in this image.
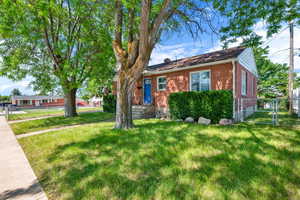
[262,26,289,47]
[269,48,300,58]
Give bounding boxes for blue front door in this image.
[144,79,152,104]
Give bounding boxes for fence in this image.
[235,97,300,125]
[234,98,280,125]
[292,88,300,117]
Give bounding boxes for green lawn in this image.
[245,111,300,127]
[19,118,300,200]
[11,112,114,135]
[8,107,102,121]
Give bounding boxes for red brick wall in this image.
[133,79,143,105]
[234,62,257,99]
[234,62,257,110]
[133,62,234,110]
[41,98,65,106]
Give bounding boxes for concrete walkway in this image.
[8,115,61,124]
[0,116,48,200]
[16,118,115,139]
[16,123,88,139]
[9,110,101,124]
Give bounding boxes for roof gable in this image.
[237,48,258,77]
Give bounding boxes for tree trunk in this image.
[115,73,134,129]
[64,88,78,117]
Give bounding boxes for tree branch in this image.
[149,0,173,46]
[138,0,151,57]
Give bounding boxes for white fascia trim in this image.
[144,58,237,75]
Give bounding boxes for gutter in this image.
[232,60,236,120]
[144,58,237,76]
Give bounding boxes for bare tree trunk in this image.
[288,21,294,115]
[64,88,78,117]
[112,0,173,129]
[115,74,134,129]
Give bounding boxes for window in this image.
[42,99,48,103]
[190,70,210,91]
[21,100,29,105]
[242,70,247,96]
[157,76,167,91]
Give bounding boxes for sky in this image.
[0,20,299,96]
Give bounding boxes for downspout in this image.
[232,60,236,121]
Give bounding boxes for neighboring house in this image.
[89,96,103,107]
[116,46,258,120]
[293,88,300,114]
[11,95,88,108]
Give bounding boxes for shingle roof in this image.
[146,46,246,72]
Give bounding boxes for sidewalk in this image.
[0,116,47,200]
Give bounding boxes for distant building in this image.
[11,95,88,108]
[89,96,103,107]
[11,95,64,107]
[293,88,300,113]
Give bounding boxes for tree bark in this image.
[64,88,78,117]
[112,0,173,129]
[115,73,134,129]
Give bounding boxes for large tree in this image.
[0,0,114,117]
[112,0,219,129]
[11,88,22,96]
[212,0,300,113]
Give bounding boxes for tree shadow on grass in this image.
[40,121,300,200]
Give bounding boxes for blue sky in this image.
[0,18,299,96]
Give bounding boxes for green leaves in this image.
[169,90,233,123]
[252,46,290,98]
[0,0,115,95]
[213,0,300,44]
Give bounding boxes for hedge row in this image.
[168,90,233,123]
[103,94,116,113]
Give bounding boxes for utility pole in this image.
[288,21,294,115]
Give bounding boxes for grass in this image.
[8,107,102,121]
[19,117,300,200]
[11,112,114,135]
[245,111,300,127]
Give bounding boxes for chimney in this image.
[164,58,171,63]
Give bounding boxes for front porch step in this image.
[132,105,155,119]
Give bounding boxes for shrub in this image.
[103,94,116,113]
[168,90,233,123]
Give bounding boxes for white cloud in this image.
[253,22,300,68]
[150,42,204,65]
[0,77,34,96]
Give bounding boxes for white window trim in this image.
[241,70,247,96]
[189,70,211,91]
[157,76,167,91]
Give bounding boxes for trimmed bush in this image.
[168,90,233,123]
[103,94,116,113]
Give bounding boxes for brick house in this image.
[117,46,258,120]
[11,95,88,108]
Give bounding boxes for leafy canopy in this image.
[212,0,300,45]
[0,0,114,94]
